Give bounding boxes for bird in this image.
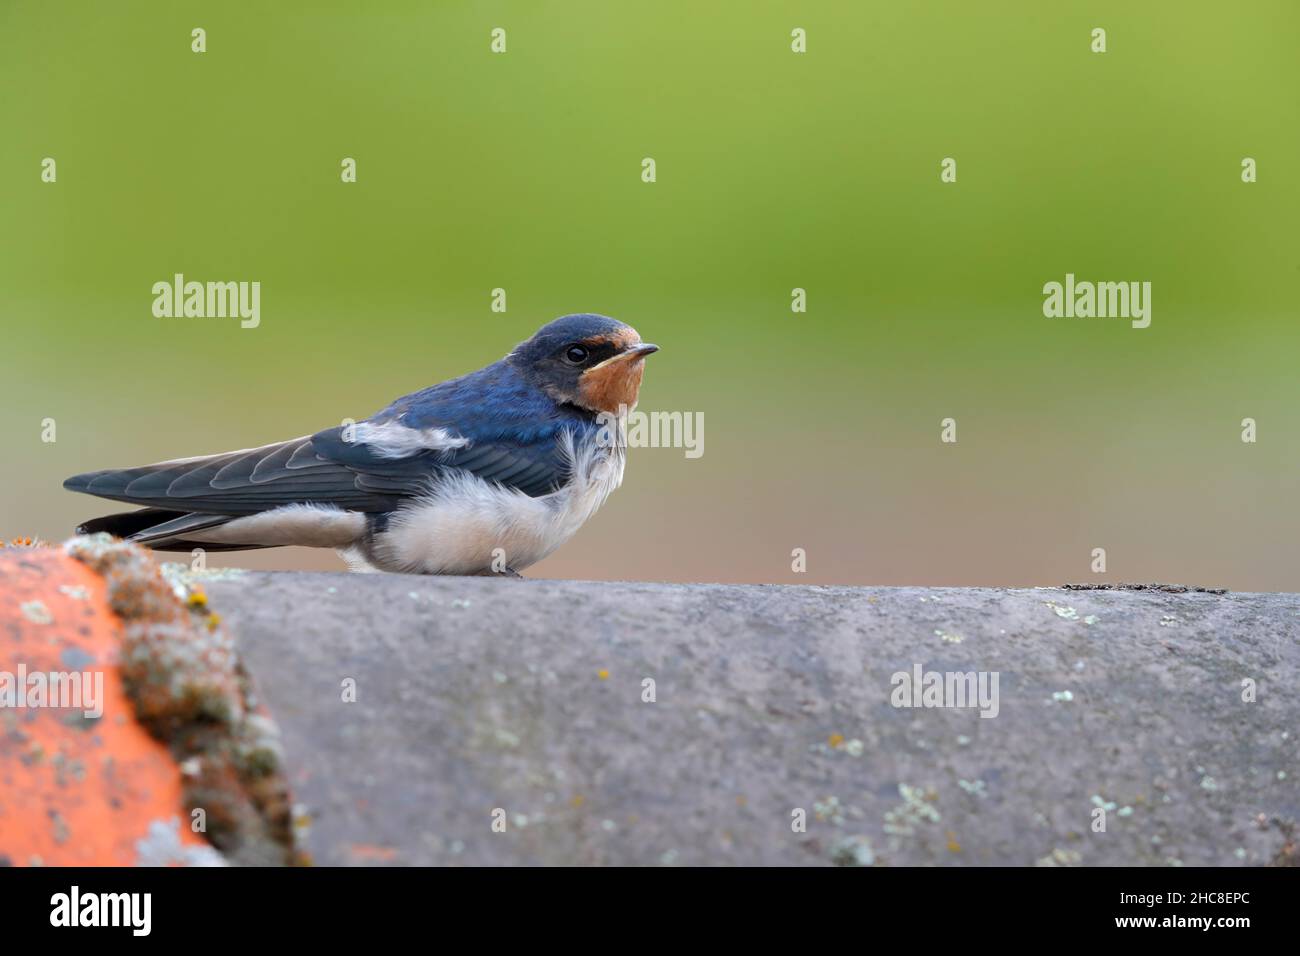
[64,314,658,575]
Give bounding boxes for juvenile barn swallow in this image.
[65,314,658,575]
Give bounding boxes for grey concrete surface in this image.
[193,569,1298,866]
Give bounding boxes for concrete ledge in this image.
[195,570,1299,866]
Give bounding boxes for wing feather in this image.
[64,422,582,515]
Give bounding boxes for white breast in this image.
[361,429,625,575]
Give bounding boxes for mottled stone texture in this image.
[196,570,1298,867]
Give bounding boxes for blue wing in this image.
[64,361,599,514]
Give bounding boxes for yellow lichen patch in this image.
[946,831,962,853]
[828,733,845,748]
[597,669,609,680]
[187,590,208,609]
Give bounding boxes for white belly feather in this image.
[356,429,624,574]
[194,503,366,548]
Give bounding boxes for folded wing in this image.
[63,424,578,517]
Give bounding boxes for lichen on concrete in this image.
[66,535,302,866]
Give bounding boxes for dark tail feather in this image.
[76,507,188,538]
[138,538,272,553]
[74,508,269,552]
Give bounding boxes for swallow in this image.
[64,314,658,575]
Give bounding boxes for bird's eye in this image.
[564,345,589,365]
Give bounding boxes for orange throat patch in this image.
[578,354,646,415]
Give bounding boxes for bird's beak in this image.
[589,343,659,371]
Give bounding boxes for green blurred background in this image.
[2,1,1297,589]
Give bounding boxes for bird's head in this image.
[509,313,658,415]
